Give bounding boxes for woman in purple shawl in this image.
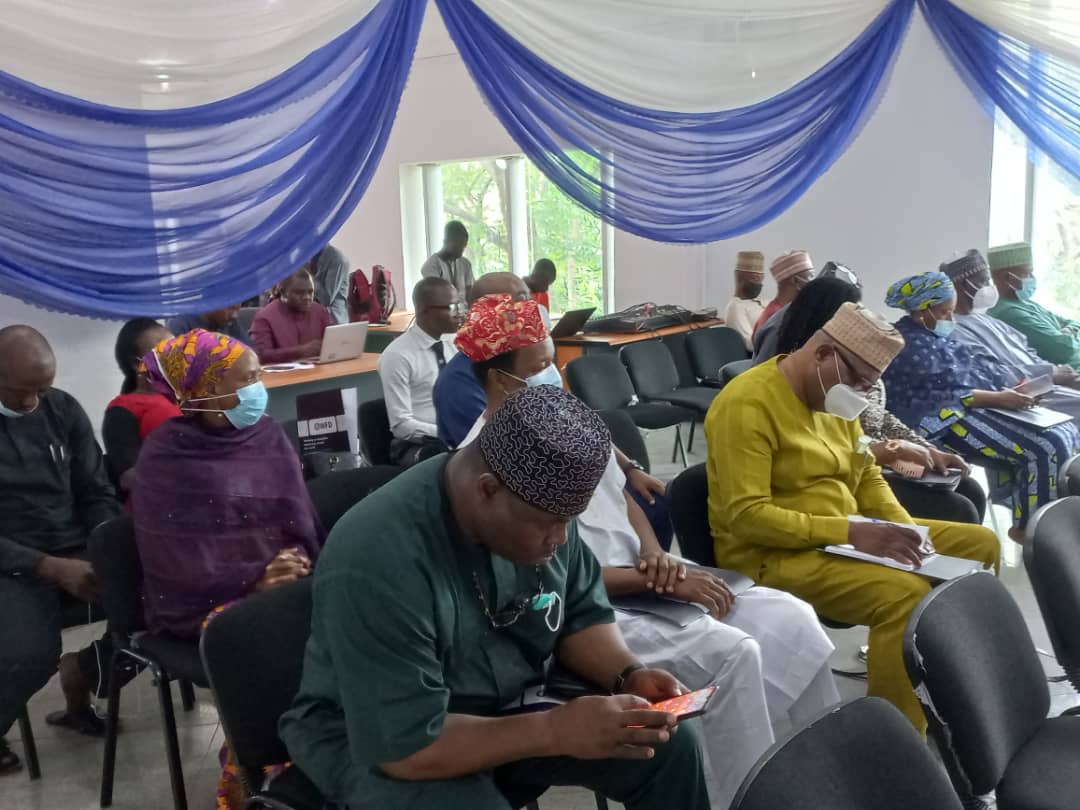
[130,329,324,638]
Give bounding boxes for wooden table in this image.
[365,310,414,353]
[264,354,382,422]
[555,319,724,385]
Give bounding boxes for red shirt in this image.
[533,291,550,311]
[753,298,783,337]
[250,298,335,363]
[107,392,182,439]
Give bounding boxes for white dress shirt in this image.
[723,297,765,350]
[377,323,457,441]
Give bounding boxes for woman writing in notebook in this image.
[883,271,1080,538]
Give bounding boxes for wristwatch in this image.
[621,459,645,475]
[613,662,645,694]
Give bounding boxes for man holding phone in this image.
[281,387,710,810]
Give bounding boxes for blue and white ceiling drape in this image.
[1,0,1079,316]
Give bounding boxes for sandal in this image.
[45,707,107,737]
[0,739,21,775]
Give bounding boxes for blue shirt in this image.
[166,313,250,344]
[433,351,486,448]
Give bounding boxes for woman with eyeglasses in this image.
[883,272,1080,539]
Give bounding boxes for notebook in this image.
[825,517,986,581]
[986,404,1072,429]
[611,568,754,627]
[882,467,963,491]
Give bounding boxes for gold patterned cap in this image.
[821,302,905,373]
[735,251,765,276]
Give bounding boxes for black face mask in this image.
[743,283,763,299]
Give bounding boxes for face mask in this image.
[525,364,563,388]
[933,318,956,338]
[1011,274,1037,301]
[185,381,268,429]
[968,283,999,311]
[0,400,36,418]
[818,352,869,421]
[744,283,763,299]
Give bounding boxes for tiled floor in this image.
[4,425,1077,810]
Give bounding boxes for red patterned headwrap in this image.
[454,294,549,362]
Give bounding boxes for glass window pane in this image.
[988,122,1029,247]
[525,153,604,315]
[439,160,510,277]
[1031,166,1080,319]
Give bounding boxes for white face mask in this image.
[818,351,870,421]
[967,280,999,311]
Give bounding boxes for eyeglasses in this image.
[834,347,876,392]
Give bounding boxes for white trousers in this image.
[615,586,839,809]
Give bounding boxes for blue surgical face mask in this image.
[525,364,563,388]
[185,380,268,429]
[1011,273,1037,301]
[934,319,956,338]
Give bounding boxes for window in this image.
[402,154,613,314]
[989,117,1080,317]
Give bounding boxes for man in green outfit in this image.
[280,386,710,810]
[988,241,1080,370]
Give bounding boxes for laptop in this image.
[549,307,597,339]
[986,404,1072,429]
[311,322,369,364]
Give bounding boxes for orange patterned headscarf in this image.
[142,329,248,404]
[454,294,549,362]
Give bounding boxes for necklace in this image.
[472,565,545,629]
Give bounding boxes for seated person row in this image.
[377,277,462,467]
[103,318,182,494]
[251,268,335,363]
[987,241,1080,370]
[707,302,1000,733]
[281,386,711,810]
[445,292,671,549]
[775,275,986,525]
[1,326,125,774]
[453,299,839,807]
[751,250,813,337]
[883,272,1080,537]
[722,251,766,350]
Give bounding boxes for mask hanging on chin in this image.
[818,352,869,421]
[0,400,35,418]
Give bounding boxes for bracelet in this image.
[613,662,645,694]
[621,459,645,475]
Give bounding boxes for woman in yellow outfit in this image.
[705,302,1001,732]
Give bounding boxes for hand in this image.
[548,694,677,760]
[994,389,1036,410]
[848,521,924,568]
[37,556,97,601]
[299,339,323,358]
[255,547,311,592]
[620,668,686,702]
[1053,366,1080,388]
[927,447,969,477]
[888,441,934,471]
[637,552,686,594]
[671,568,736,620]
[625,467,665,506]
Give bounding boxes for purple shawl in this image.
[131,415,324,637]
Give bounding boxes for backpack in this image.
[347,266,397,324]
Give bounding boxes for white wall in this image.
[0,4,992,424]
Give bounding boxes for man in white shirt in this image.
[722,251,766,349]
[377,278,463,467]
[419,221,474,301]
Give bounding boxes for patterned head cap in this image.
[143,328,249,403]
[821,302,905,373]
[770,251,814,282]
[455,294,549,362]
[988,242,1033,273]
[885,271,956,312]
[477,386,610,518]
[940,249,989,282]
[735,251,765,277]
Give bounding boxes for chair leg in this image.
[100,649,125,807]
[595,793,609,810]
[155,673,189,810]
[178,680,195,712]
[675,425,688,468]
[686,420,697,454]
[17,708,40,780]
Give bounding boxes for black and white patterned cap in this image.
[478,386,611,518]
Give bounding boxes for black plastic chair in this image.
[668,463,715,567]
[566,354,693,466]
[685,326,750,388]
[89,516,205,810]
[1062,453,1080,497]
[305,465,403,532]
[720,358,754,383]
[620,340,719,454]
[1026,497,1080,693]
[731,698,962,810]
[16,597,105,780]
[903,571,1080,809]
[358,398,395,466]
[597,409,650,474]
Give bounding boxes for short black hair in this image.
[282,267,313,290]
[445,220,469,240]
[115,317,165,394]
[532,258,557,281]
[413,276,454,309]
[471,349,521,385]
[776,277,863,355]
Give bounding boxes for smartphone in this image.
[648,686,718,721]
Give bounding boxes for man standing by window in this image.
[421,221,474,301]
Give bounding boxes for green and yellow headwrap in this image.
[885,271,956,312]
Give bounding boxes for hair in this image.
[532,258,557,280]
[412,276,454,309]
[776,277,863,355]
[115,317,165,394]
[466,271,528,305]
[282,267,313,291]
[471,349,521,386]
[445,220,469,240]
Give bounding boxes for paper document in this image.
[263,362,315,372]
[1016,375,1054,397]
[826,517,986,581]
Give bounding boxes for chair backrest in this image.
[1026,496,1080,687]
[668,463,715,567]
[597,409,650,473]
[200,577,312,777]
[662,332,700,389]
[732,698,963,810]
[280,418,301,456]
[1063,453,1080,497]
[721,358,754,383]
[358,398,394,466]
[565,355,636,411]
[686,327,749,383]
[620,341,680,399]
[87,515,146,637]
[902,571,1049,796]
[305,466,402,532]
